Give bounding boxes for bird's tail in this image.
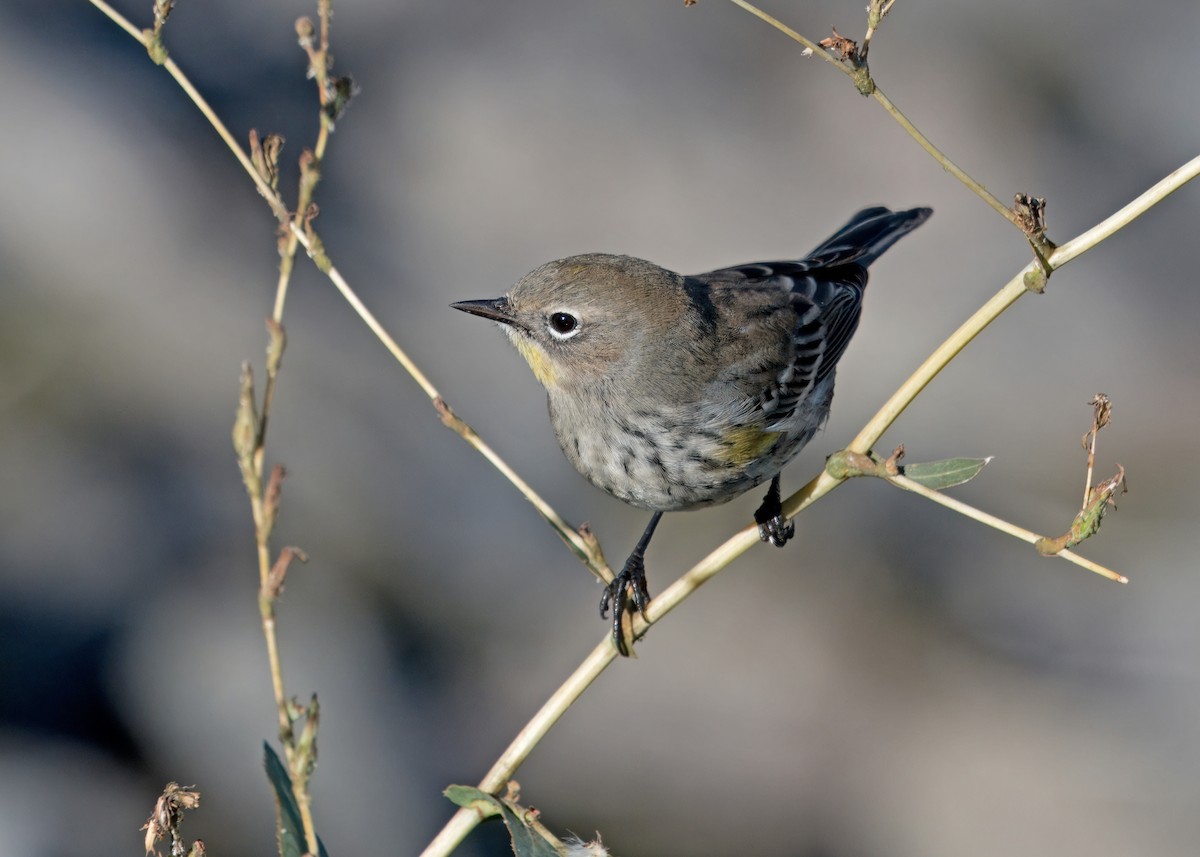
[805,206,932,268]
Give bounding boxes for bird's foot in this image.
[755,478,795,547]
[599,552,651,657]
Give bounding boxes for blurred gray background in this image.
[4,1,1200,855]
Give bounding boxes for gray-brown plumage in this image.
[453,206,931,653]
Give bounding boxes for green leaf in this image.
[264,743,330,857]
[901,456,991,490]
[445,786,561,857]
[444,785,501,819]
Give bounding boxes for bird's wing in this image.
[706,261,868,423]
[695,207,927,425]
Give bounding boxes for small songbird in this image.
[453,206,931,653]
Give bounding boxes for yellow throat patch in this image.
[514,336,557,388]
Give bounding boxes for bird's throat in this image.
[513,336,557,388]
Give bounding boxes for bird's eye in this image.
[548,311,580,339]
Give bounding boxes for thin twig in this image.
[89,0,142,40]
[778,155,1200,564]
[88,0,287,221]
[1083,429,1097,507]
[420,641,618,856]
[1081,394,1112,508]
[844,269,1030,456]
[273,7,335,323]
[886,472,1127,582]
[860,0,896,62]
[869,86,1019,227]
[83,0,610,583]
[290,236,612,580]
[87,4,325,854]
[724,0,1021,229]
[725,0,846,71]
[1049,153,1200,267]
[834,147,1192,453]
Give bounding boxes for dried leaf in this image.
[141,783,201,857]
[819,28,858,61]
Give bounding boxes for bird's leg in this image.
[754,473,795,547]
[599,511,662,656]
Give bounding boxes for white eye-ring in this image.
[547,310,581,340]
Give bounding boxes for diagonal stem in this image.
[724,0,1020,229]
[84,0,610,583]
[421,153,1198,854]
[869,86,1019,227]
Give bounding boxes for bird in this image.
[452,206,931,654]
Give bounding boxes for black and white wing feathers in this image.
[710,261,867,422]
[704,206,930,424]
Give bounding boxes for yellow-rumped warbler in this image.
[453,206,931,653]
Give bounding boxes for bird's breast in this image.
[545,387,805,512]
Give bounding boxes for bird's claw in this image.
[600,554,651,656]
[756,513,795,547]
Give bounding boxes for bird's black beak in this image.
[451,297,514,325]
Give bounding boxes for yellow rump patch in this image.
[723,426,781,466]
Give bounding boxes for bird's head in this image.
[452,254,687,391]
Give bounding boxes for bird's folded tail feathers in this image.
[804,206,932,269]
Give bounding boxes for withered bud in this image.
[295,17,315,47]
